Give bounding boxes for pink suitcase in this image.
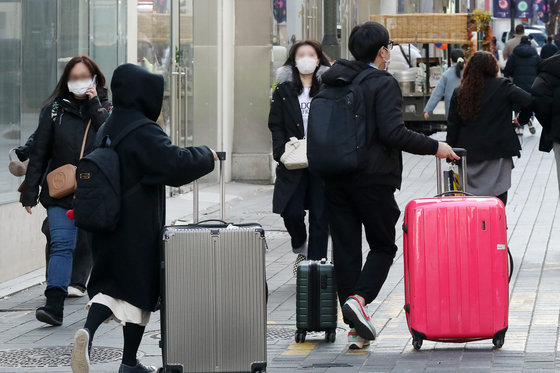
[403,150,511,350]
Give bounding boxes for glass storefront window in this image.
[0,0,127,205]
[0,0,22,204]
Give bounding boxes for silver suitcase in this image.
[160,153,267,373]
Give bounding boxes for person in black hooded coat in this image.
[70,64,216,373]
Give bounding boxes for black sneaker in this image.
[118,360,157,373]
[293,254,306,276]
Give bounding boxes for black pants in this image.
[43,217,93,291]
[281,170,329,260]
[326,183,401,309]
[497,191,508,207]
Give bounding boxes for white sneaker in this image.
[348,328,371,349]
[528,120,536,135]
[71,328,90,373]
[68,286,86,298]
[342,296,377,341]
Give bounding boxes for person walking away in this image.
[492,36,500,62]
[424,49,465,120]
[540,36,559,60]
[318,22,458,350]
[447,51,532,206]
[503,24,536,61]
[21,56,110,326]
[268,40,331,273]
[524,51,560,193]
[504,36,540,135]
[70,64,217,373]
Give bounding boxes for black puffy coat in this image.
[504,43,541,92]
[87,64,215,312]
[528,53,560,149]
[447,77,531,162]
[22,89,111,210]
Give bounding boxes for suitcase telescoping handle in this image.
[436,148,467,195]
[193,151,226,224]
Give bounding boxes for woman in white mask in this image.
[21,56,111,327]
[268,41,331,273]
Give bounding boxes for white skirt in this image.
[86,293,151,327]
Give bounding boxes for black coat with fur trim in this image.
[268,65,328,215]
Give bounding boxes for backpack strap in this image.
[103,118,153,148]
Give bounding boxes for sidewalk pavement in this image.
[0,128,559,372]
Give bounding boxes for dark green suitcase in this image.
[295,259,337,343]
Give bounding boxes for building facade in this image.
[0,0,494,283]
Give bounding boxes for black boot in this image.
[36,287,66,326]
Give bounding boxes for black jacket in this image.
[87,64,215,312]
[527,53,560,149]
[447,77,531,162]
[504,43,541,92]
[540,43,559,60]
[268,65,329,214]
[21,89,112,209]
[319,60,438,189]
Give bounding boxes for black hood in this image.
[321,59,372,86]
[539,52,560,78]
[111,63,164,122]
[513,43,538,58]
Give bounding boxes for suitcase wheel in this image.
[493,336,504,349]
[412,338,423,350]
[325,331,336,343]
[295,330,306,343]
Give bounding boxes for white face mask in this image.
[67,79,92,97]
[383,47,391,71]
[296,57,318,75]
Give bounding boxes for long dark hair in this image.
[450,49,465,78]
[458,51,499,121]
[47,56,106,104]
[283,40,331,97]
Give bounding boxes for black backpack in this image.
[73,119,151,232]
[307,69,375,176]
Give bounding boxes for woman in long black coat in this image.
[70,64,216,373]
[268,40,330,272]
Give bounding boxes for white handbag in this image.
[280,137,308,170]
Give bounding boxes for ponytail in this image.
[455,57,465,78]
[450,48,466,78]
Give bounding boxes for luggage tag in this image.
[444,163,462,195]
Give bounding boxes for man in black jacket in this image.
[320,22,458,349]
[527,51,560,191]
[541,36,559,60]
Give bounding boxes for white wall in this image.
[0,203,46,283]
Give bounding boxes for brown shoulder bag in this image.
[47,120,91,199]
